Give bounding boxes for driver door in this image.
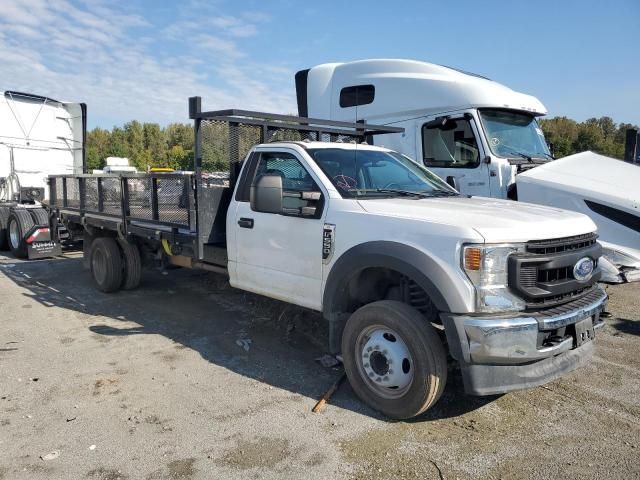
[418,114,491,197]
[232,149,326,310]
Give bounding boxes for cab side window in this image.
[422,119,480,168]
[254,151,320,211]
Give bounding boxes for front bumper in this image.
[441,286,607,395]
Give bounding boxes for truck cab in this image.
[295,59,552,198]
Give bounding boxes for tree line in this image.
[86,116,638,172]
[539,116,637,160]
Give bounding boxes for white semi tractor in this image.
[0,91,85,258]
[295,59,640,281]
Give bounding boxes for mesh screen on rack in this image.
[157,177,190,225]
[102,177,122,216]
[127,177,153,220]
[66,178,80,208]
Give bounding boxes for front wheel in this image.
[341,301,447,419]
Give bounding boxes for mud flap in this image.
[25,225,62,259]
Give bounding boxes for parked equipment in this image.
[0,91,85,258]
[50,97,607,419]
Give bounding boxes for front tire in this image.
[341,300,447,419]
[90,237,123,293]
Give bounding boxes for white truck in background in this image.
[0,91,85,258]
[295,59,640,282]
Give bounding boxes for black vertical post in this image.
[229,122,239,187]
[189,96,202,176]
[97,178,104,212]
[624,128,638,163]
[49,178,56,206]
[121,178,130,224]
[62,178,68,207]
[79,178,85,210]
[151,177,159,221]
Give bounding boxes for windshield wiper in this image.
[422,190,460,197]
[508,151,532,162]
[374,188,430,198]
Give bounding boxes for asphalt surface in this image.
[0,251,638,480]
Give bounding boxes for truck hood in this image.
[357,196,596,243]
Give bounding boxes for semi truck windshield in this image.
[479,109,551,160]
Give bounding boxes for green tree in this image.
[124,121,144,157]
[143,123,166,164]
[108,127,129,158]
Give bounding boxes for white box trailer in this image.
[296,59,640,282]
[0,91,86,258]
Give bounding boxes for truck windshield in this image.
[479,109,551,160]
[307,148,457,198]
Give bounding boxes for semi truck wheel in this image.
[341,300,447,419]
[118,239,142,290]
[0,207,9,251]
[90,237,123,293]
[29,208,49,226]
[0,225,8,251]
[7,210,35,258]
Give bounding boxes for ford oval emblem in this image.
[573,257,594,282]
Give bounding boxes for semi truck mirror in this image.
[250,173,283,214]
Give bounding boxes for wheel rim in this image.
[355,325,414,399]
[9,219,20,249]
[92,247,107,285]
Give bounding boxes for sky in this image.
[1,0,638,129]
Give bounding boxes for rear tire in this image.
[0,225,8,251]
[29,208,49,226]
[7,210,35,259]
[90,237,123,293]
[118,239,142,290]
[341,300,447,419]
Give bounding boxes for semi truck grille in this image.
[509,233,602,309]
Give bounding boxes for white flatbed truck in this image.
[49,97,608,419]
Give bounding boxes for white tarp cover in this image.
[517,151,640,280]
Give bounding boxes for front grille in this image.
[509,233,602,309]
[526,233,598,255]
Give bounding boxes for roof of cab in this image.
[302,59,547,122]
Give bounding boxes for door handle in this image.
[490,170,497,177]
[238,217,254,229]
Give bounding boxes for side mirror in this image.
[250,173,283,214]
[445,176,459,190]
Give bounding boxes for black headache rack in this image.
[49,97,404,266]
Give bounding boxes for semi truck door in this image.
[232,149,325,310]
[418,115,491,197]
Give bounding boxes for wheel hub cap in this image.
[361,329,412,390]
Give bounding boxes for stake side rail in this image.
[48,173,197,247]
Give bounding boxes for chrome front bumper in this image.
[441,286,608,395]
[443,286,607,365]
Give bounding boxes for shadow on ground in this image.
[611,318,640,336]
[0,253,495,421]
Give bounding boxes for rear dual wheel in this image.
[341,300,447,419]
[89,237,141,292]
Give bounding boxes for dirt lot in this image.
[0,251,639,480]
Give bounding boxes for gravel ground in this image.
[0,251,638,480]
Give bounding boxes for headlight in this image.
[463,244,526,313]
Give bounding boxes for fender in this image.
[322,240,465,353]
